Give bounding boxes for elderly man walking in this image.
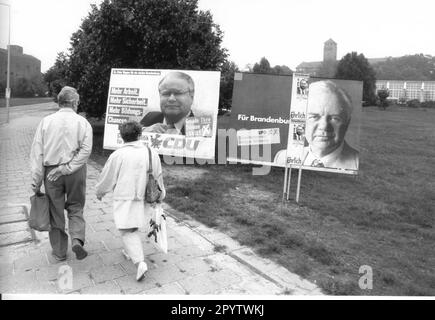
[30,86,93,261]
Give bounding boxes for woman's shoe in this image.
[136,261,148,281]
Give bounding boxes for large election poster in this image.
[103,69,220,159]
[302,78,361,174]
[275,78,362,174]
[223,72,293,166]
[223,72,362,174]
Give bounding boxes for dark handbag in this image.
[29,192,51,231]
[145,146,162,203]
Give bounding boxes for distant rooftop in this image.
[296,61,322,69]
[325,38,337,44]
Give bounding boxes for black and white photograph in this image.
[0,0,434,307]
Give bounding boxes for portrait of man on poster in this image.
[140,71,195,135]
[302,80,359,170]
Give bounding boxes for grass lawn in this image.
[0,97,53,108]
[90,105,435,295]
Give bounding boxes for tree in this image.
[44,52,70,98]
[252,57,292,75]
[219,60,239,110]
[253,57,272,74]
[377,88,390,110]
[13,78,33,97]
[59,0,227,117]
[272,65,292,75]
[372,54,435,81]
[10,75,47,98]
[335,52,377,105]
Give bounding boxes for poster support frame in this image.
[286,164,292,200]
[294,75,310,203]
[296,165,303,203]
[282,164,289,201]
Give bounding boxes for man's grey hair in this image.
[158,71,195,94]
[309,80,353,121]
[57,86,80,107]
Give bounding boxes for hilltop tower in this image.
[323,38,337,62]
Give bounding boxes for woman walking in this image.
[96,121,165,281]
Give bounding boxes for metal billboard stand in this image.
[282,161,292,201]
[295,152,309,203]
[282,164,289,201]
[286,164,292,200]
[296,166,302,203]
[283,73,310,204]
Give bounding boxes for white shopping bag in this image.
[147,203,168,254]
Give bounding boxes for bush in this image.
[13,78,34,97]
[377,89,390,109]
[387,98,398,105]
[421,100,435,108]
[10,76,47,98]
[377,99,390,109]
[407,99,421,108]
[398,97,407,105]
[376,99,392,109]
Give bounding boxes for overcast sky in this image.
[1,0,435,72]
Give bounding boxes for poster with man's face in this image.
[222,73,362,174]
[103,69,221,159]
[300,78,362,174]
[280,77,362,174]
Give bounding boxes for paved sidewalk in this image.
[0,103,323,296]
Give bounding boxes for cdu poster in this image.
[103,68,221,159]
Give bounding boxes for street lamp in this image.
[0,2,11,123]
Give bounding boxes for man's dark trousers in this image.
[44,165,87,258]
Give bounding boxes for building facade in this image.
[376,80,435,102]
[296,39,337,77]
[296,38,388,78]
[323,38,337,62]
[0,45,41,85]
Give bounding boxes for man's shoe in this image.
[51,252,67,262]
[72,240,88,260]
[136,261,148,281]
